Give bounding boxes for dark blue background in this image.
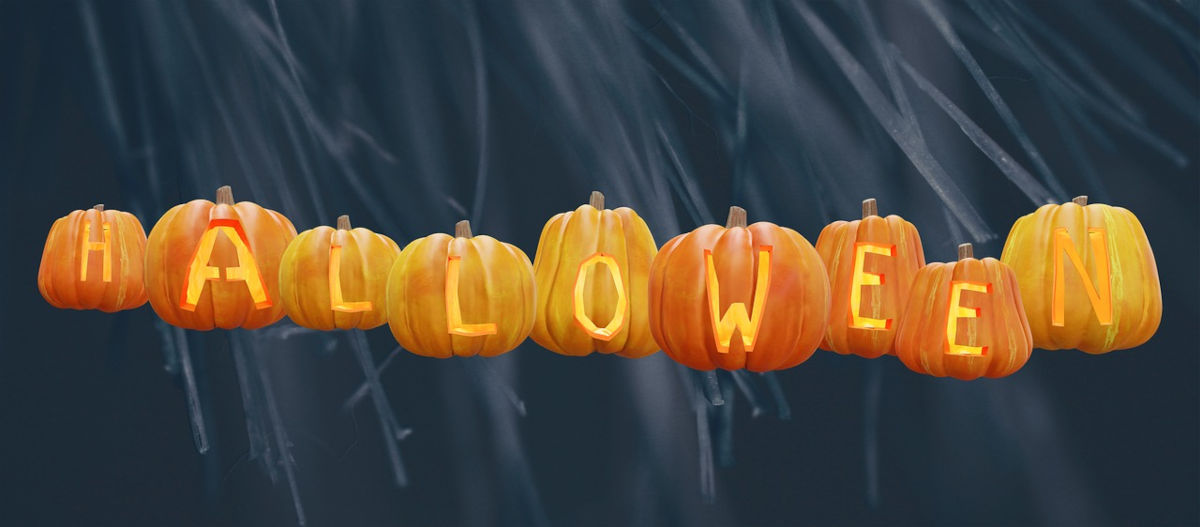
[1,1,1196,525]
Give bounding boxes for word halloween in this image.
[40,189,1162,380]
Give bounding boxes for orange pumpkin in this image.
[1000,196,1161,354]
[145,186,296,330]
[386,220,535,358]
[648,207,830,372]
[815,198,925,358]
[530,191,658,358]
[38,204,148,312]
[894,244,1032,380]
[279,215,400,330]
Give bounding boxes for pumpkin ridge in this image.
[346,228,369,329]
[647,234,682,362]
[764,229,811,371]
[112,212,130,311]
[657,233,701,369]
[535,213,571,354]
[468,238,497,356]
[546,212,583,354]
[504,241,536,353]
[1124,209,1161,348]
[289,230,322,329]
[609,209,635,354]
[826,221,851,352]
[1099,206,1122,352]
[1003,263,1032,376]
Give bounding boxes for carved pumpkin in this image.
[145,186,296,330]
[894,244,1032,380]
[815,198,925,358]
[279,215,400,330]
[648,207,830,372]
[38,204,149,312]
[1000,196,1161,354]
[386,220,535,358]
[530,191,658,358]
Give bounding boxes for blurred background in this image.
[1,1,1197,525]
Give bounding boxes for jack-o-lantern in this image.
[815,198,925,358]
[279,215,400,330]
[145,186,296,330]
[894,244,1032,380]
[648,206,830,372]
[530,191,658,358]
[38,204,148,312]
[386,220,535,358]
[1000,196,1161,354]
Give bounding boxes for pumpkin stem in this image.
[93,204,104,212]
[862,198,877,219]
[337,215,351,230]
[1072,195,1088,206]
[455,220,473,238]
[589,190,604,209]
[957,243,974,261]
[216,185,234,205]
[726,206,748,228]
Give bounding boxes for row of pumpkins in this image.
[39,187,1161,380]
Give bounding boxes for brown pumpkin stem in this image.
[726,206,748,228]
[589,190,605,209]
[1072,195,1088,206]
[455,220,473,238]
[93,204,104,212]
[215,185,234,205]
[337,215,351,230]
[862,198,877,219]
[957,243,974,261]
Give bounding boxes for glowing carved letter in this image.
[80,222,112,282]
[945,280,991,356]
[445,255,497,336]
[573,252,626,340]
[705,246,772,354]
[329,244,371,312]
[1052,227,1112,326]
[849,242,895,329]
[180,219,271,311]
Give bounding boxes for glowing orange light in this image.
[849,241,895,330]
[445,255,498,337]
[329,244,372,313]
[1052,227,1112,326]
[705,246,772,354]
[572,252,626,341]
[180,219,271,311]
[945,280,991,356]
[79,222,112,282]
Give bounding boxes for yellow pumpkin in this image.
[1000,196,1161,354]
[279,215,400,330]
[530,191,658,358]
[386,220,535,358]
